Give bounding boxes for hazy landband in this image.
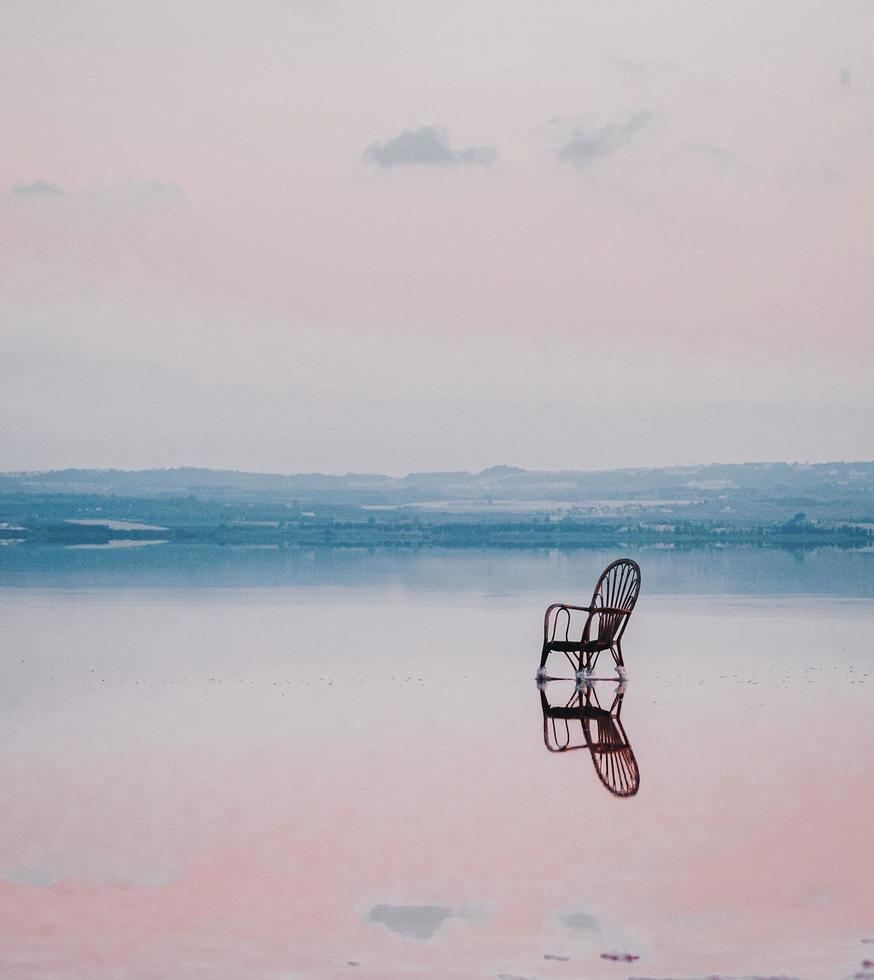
[2,461,872,549]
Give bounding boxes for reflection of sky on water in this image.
[64,519,169,531]
[1,551,872,978]
[65,538,170,550]
[2,543,874,596]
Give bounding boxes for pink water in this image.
[2,588,872,979]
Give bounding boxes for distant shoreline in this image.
[2,460,872,552]
[4,517,871,551]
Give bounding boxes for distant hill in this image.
[2,461,873,509]
[2,461,873,548]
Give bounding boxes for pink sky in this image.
[2,1,873,472]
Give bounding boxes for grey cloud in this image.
[12,181,66,198]
[837,61,874,94]
[683,142,739,164]
[816,165,848,185]
[363,126,497,168]
[10,180,183,207]
[84,180,185,207]
[554,111,652,171]
[678,142,750,172]
[363,902,488,940]
[130,180,184,203]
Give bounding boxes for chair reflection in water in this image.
[539,558,641,679]
[539,679,640,797]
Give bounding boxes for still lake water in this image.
[2,546,873,979]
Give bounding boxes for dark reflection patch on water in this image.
[2,862,180,889]
[363,902,483,940]
[561,910,599,934]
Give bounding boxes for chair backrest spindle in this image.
[588,558,641,646]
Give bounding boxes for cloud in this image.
[552,111,652,171]
[9,180,183,207]
[83,180,185,207]
[682,142,740,164]
[363,126,497,168]
[123,181,184,203]
[838,61,874,95]
[815,165,849,185]
[11,181,66,198]
[677,141,750,173]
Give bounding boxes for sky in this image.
[2,0,873,475]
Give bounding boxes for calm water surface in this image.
[1,547,873,979]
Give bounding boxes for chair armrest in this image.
[543,602,593,643]
[544,603,593,614]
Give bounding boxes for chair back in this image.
[587,558,641,646]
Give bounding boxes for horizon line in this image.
[3,458,873,481]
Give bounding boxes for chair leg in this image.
[539,645,550,670]
[612,642,624,667]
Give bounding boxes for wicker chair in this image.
[539,681,640,798]
[539,558,641,675]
